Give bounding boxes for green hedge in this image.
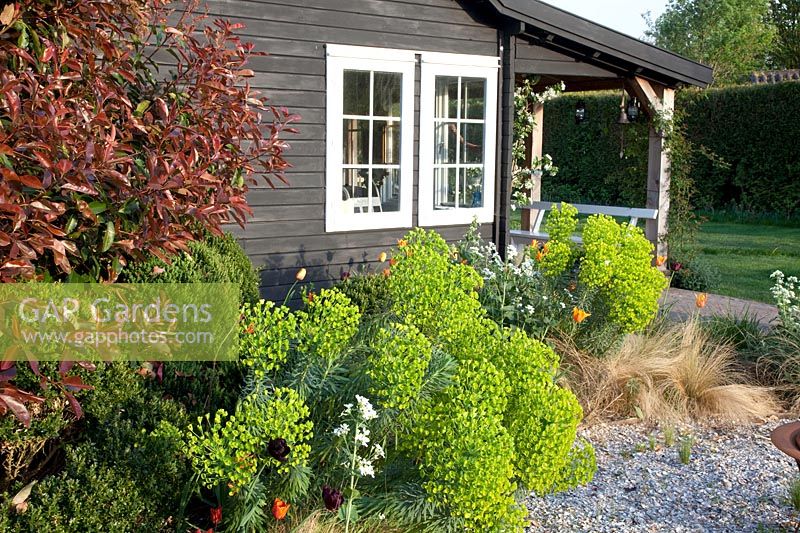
[541,83,800,217]
[541,93,649,206]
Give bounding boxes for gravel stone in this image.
[526,419,799,532]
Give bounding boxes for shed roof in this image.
[483,0,713,88]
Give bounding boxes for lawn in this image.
[691,221,800,303]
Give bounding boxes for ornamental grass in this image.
[557,320,780,423]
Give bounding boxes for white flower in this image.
[379,513,386,520]
[333,423,350,437]
[357,457,375,477]
[355,395,378,420]
[355,426,370,447]
[373,443,385,458]
[341,403,353,416]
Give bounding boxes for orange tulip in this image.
[389,258,397,266]
[655,255,667,267]
[543,242,551,253]
[397,239,408,248]
[572,307,591,323]
[531,239,539,248]
[382,268,391,278]
[535,250,545,262]
[378,251,387,262]
[695,293,708,309]
[306,292,315,303]
[295,268,307,281]
[272,498,290,520]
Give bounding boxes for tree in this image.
[0,0,296,281]
[769,0,800,68]
[646,0,776,85]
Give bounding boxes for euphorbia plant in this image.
[0,0,296,281]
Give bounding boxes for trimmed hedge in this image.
[541,94,649,207]
[541,83,800,217]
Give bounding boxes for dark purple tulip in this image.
[267,438,290,463]
[340,271,351,281]
[322,485,343,511]
[672,262,683,272]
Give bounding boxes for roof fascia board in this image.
[486,0,713,87]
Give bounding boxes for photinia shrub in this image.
[0,0,296,281]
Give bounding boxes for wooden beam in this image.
[645,86,674,263]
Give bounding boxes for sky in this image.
[541,0,668,40]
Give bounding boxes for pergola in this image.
[487,1,713,259]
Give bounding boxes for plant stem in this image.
[344,423,360,533]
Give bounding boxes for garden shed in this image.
[213,0,713,301]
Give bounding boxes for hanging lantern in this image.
[626,97,640,122]
[575,100,588,124]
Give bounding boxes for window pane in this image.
[372,120,400,165]
[343,119,369,165]
[343,70,370,116]
[433,167,458,210]
[435,76,459,118]
[462,77,486,119]
[434,122,458,164]
[461,123,484,164]
[461,167,484,208]
[372,168,400,212]
[342,168,370,214]
[373,72,402,117]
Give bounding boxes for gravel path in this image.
[526,419,799,532]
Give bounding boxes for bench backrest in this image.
[511,201,658,244]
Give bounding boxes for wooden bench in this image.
[510,201,659,245]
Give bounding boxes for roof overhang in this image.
[483,0,713,88]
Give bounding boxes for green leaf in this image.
[17,25,28,50]
[64,216,78,235]
[101,221,115,252]
[134,100,151,117]
[88,201,108,215]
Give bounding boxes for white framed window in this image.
[418,52,499,226]
[325,45,415,232]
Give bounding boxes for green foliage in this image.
[240,300,297,381]
[769,0,800,69]
[678,435,694,464]
[679,83,800,217]
[645,0,775,85]
[670,256,722,291]
[788,476,800,512]
[541,94,650,207]
[580,215,668,333]
[368,322,432,411]
[186,387,313,493]
[296,288,360,361]
[123,232,261,306]
[336,273,391,317]
[542,83,800,219]
[180,228,594,532]
[540,202,579,277]
[389,229,594,529]
[491,329,594,494]
[1,363,191,532]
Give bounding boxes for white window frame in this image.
[418,52,499,227]
[325,44,416,233]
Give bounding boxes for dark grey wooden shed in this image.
[209,0,712,301]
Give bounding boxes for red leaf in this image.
[64,392,83,419]
[62,375,93,391]
[0,393,32,427]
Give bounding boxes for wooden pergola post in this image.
[628,77,674,262]
[520,102,544,231]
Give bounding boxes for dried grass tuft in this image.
[558,320,780,423]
